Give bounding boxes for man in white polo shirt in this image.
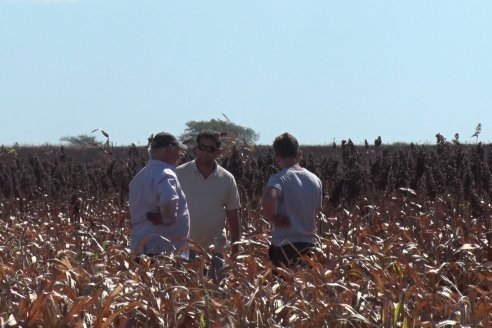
[176,130,241,274]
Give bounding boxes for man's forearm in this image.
[227,209,240,255]
[262,192,277,221]
[159,201,177,224]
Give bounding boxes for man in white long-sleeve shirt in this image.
[129,132,190,258]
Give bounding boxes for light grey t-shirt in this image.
[267,167,322,246]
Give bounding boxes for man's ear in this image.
[274,155,283,167]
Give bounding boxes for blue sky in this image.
[1,0,491,146]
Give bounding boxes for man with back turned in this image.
[262,132,323,269]
[129,132,190,259]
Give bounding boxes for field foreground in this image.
[1,142,492,327]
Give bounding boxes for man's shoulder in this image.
[266,170,283,187]
[303,168,320,178]
[216,165,236,179]
[176,160,195,172]
[301,168,322,183]
[270,168,288,179]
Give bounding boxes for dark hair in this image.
[196,130,221,148]
[273,132,299,158]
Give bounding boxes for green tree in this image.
[179,119,259,144]
[60,134,99,146]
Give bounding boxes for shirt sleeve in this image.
[156,172,179,205]
[266,175,283,195]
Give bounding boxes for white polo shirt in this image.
[176,160,240,251]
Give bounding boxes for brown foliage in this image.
[1,141,492,326]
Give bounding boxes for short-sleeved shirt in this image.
[176,160,240,250]
[129,160,190,256]
[267,167,322,246]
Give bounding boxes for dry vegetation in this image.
[1,137,492,327]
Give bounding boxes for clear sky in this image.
[1,0,491,146]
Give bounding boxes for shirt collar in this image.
[191,159,218,176]
[148,159,176,171]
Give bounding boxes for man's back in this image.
[129,160,190,255]
[267,167,322,246]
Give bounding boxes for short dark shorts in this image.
[268,242,315,268]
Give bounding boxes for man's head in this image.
[149,132,187,151]
[196,130,221,149]
[148,132,187,166]
[195,130,221,164]
[273,132,299,159]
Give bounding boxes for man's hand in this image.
[146,211,162,225]
[272,214,290,228]
[231,243,239,258]
[146,211,176,225]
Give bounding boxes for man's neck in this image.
[151,157,173,167]
[196,159,216,178]
[279,158,300,170]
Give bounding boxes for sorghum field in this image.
[1,137,492,327]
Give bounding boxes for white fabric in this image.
[176,160,240,250]
[129,160,190,256]
[267,167,322,246]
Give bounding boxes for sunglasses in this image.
[197,143,219,153]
